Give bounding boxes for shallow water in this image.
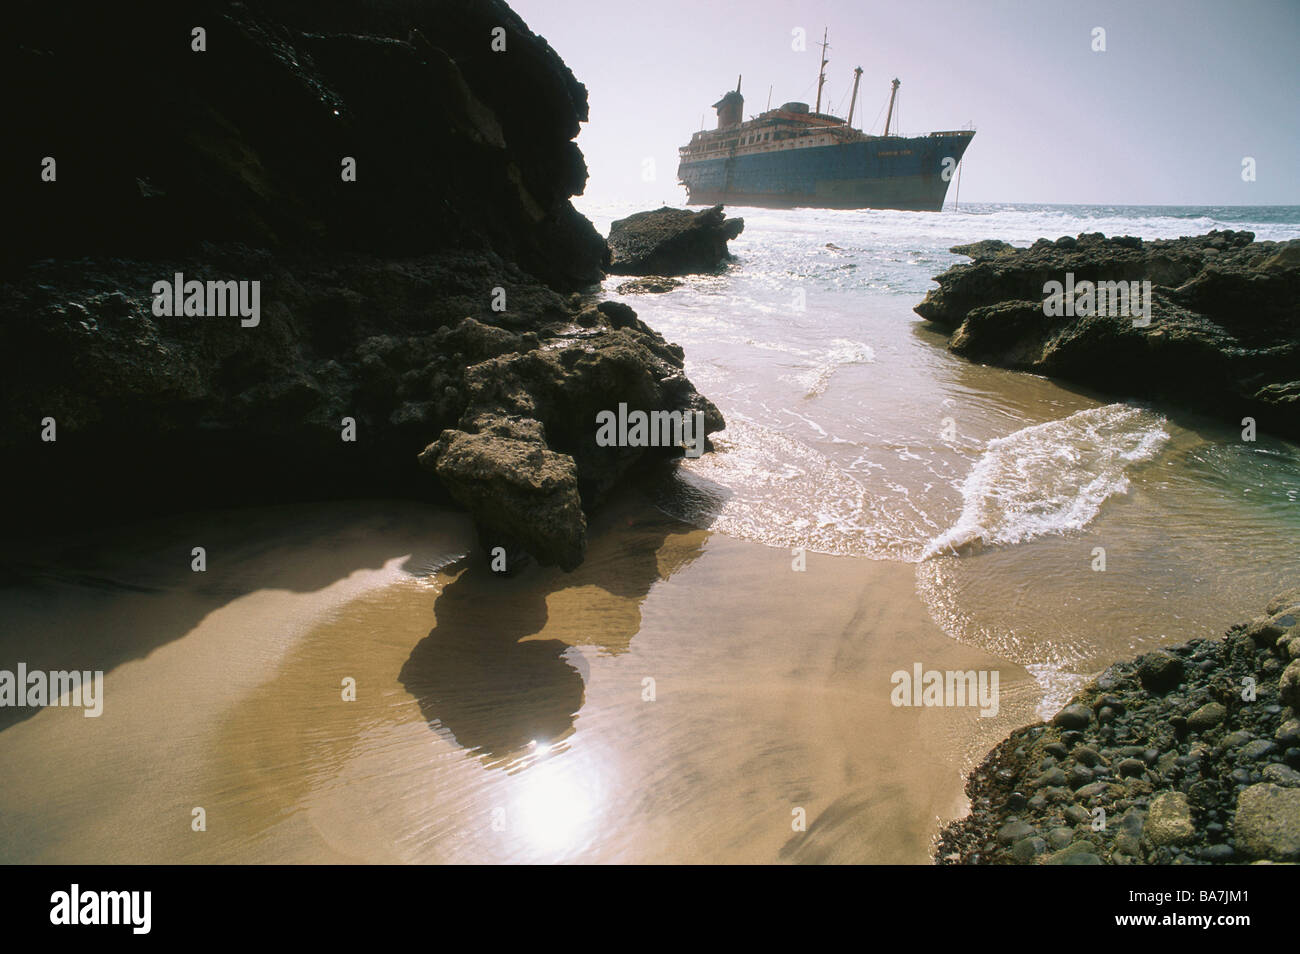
[595,200,1300,716]
[0,498,1038,863]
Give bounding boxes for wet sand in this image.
[0,493,1036,864]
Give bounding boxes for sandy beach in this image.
[0,493,1036,864]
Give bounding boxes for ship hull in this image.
[678,133,972,212]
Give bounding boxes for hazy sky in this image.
[510,0,1299,206]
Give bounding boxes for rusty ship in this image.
[676,31,974,211]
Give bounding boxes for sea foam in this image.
[923,404,1170,558]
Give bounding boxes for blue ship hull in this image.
[677,133,973,211]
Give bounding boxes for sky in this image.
[509,0,1300,206]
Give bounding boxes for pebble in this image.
[1188,702,1226,731]
[1064,805,1091,826]
[1047,827,1074,850]
[1138,650,1184,693]
[1072,746,1102,767]
[997,820,1036,844]
[1275,720,1300,747]
[1115,833,1142,856]
[937,589,1300,866]
[1262,763,1300,787]
[1069,765,1095,789]
[1239,740,1277,761]
[1032,768,1068,789]
[1053,704,1092,730]
[1093,695,1126,715]
[1010,836,1047,861]
[1145,791,1195,846]
[1281,660,1300,710]
[1117,758,1145,778]
[1234,783,1300,861]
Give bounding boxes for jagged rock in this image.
[420,429,586,570]
[914,231,1300,439]
[949,239,1015,261]
[417,325,724,566]
[607,205,744,275]
[615,277,685,295]
[0,0,723,569]
[2,0,609,289]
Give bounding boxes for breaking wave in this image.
[922,404,1170,558]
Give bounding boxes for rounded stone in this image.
[1187,702,1227,732]
[1010,836,1048,862]
[1262,764,1300,787]
[1145,791,1195,846]
[1053,704,1092,730]
[1280,660,1300,711]
[1266,589,1300,616]
[1072,745,1102,767]
[1138,650,1184,693]
[1239,739,1278,762]
[1233,783,1300,861]
[1032,767,1069,789]
[1117,758,1146,778]
[1275,720,1300,747]
[1047,827,1074,850]
[996,819,1037,844]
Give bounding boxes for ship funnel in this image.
[713,89,744,129]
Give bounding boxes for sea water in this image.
[586,199,1300,716]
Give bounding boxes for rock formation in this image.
[915,231,1300,439]
[0,0,722,568]
[607,205,744,276]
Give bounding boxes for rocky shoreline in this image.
[915,230,1300,440]
[1,0,722,570]
[936,589,1300,864]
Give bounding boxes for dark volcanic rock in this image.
[418,315,723,569]
[3,0,610,289]
[607,206,744,276]
[914,231,1300,439]
[0,0,722,568]
[1137,650,1185,694]
[936,588,1300,865]
[615,277,685,295]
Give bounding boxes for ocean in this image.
[582,199,1300,716]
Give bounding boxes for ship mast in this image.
[846,66,863,128]
[814,28,829,114]
[883,78,900,136]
